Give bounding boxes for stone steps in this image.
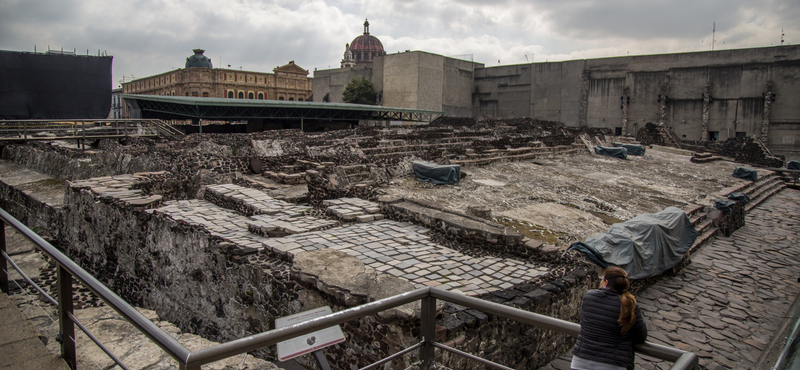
[449,146,580,166]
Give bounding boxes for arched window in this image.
[191,92,199,97]
[185,92,189,96]
[227,91,233,98]
[248,92,254,99]
[279,97,284,101]
[238,92,244,99]
[298,98,303,101]
[258,93,264,100]
[288,97,294,101]
[202,92,209,97]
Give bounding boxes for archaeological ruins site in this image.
[2,114,799,370]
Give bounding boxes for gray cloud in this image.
[2,0,797,87]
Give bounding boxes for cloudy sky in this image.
[1,0,797,88]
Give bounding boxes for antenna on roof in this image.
[711,19,716,51]
[782,28,785,45]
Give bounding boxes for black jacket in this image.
[572,288,647,370]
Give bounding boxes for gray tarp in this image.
[613,143,646,156]
[595,146,628,159]
[413,161,461,185]
[568,206,697,279]
[733,167,758,181]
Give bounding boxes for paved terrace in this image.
[152,184,550,296]
[543,189,800,370]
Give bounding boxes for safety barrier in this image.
[0,206,699,369]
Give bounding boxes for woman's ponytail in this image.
[603,266,637,334]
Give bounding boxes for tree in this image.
[342,77,377,105]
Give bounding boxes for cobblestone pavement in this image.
[542,189,800,370]
[153,187,550,296]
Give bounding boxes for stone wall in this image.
[0,142,600,369]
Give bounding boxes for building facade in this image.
[315,45,800,159]
[122,49,313,105]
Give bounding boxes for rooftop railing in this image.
[0,206,699,370]
[0,119,162,142]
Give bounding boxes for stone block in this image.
[356,215,375,223]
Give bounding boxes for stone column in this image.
[701,84,711,142]
[621,87,630,136]
[579,71,590,127]
[762,81,774,142]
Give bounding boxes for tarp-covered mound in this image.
[733,167,758,181]
[788,161,800,170]
[413,161,461,185]
[614,143,646,156]
[568,206,698,279]
[595,146,627,159]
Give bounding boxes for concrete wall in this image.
[311,66,373,103]
[313,51,481,118]
[474,45,800,158]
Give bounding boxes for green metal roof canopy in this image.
[121,95,442,123]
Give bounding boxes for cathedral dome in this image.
[344,20,386,66]
[185,49,213,69]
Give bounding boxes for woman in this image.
[571,266,647,370]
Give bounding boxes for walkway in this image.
[0,292,70,370]
[543,189,800,369]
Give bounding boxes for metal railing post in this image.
[57,264,77,369]
[180,361,202,370]
[0,221,7,293]
[420,295,436,369]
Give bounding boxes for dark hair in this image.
[604,266,636,334]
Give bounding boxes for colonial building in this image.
[341,20,386,68]
[122,49,312,103]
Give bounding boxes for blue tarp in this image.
[733,167,758,181]
[568,207,698,279]
[413,161,461,185]
[788,161,800,170]
[595,146,628,159]
[613,143,646,156]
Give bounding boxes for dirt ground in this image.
[382,147,751,247]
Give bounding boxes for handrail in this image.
[0,204,699,370]
[0,208,191,364]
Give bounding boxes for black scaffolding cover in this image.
[0,50,112,119]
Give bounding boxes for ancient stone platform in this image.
[541,189,800,370]
[151,184,550,296]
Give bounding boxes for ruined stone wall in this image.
[436,267,595,369]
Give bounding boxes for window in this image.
[258,93,264,100]
[279,97,284,101]
[615,127,622,136]
[709,131,719,141]
[298,98,303,101]
[288,97,294,101]
[202,92,209,97]
[191,92,199,97]
[238,92,244,99]
[735,131,747,138]
[185,92,189,96]
[248,92,254,99]
[227,91,234,98]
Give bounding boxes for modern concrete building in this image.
[315,45,799,158]
[315,51,484,117]
[122,49,312,104]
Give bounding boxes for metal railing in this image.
[0,119,162,142]
[0,206,699,370]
